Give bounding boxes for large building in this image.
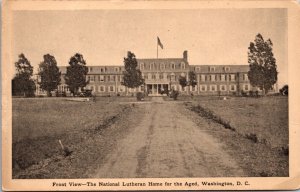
[35,51,277,96]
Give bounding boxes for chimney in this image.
[183,50,188,61]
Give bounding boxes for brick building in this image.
[35,51,277,96]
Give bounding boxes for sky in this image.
[12,9,287,87]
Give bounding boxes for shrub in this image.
[245,133,258,143]
[170,90,179,100]
[249,91,254,97]
[136,92,145,101]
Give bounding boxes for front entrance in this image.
[146,84,169,96]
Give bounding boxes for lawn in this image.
[184,95,288,149]
[12,96,143,178]
[182,95,288,176]
[13,97,136,142]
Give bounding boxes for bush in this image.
[170,90,179,100]
[245,133,258,143]
[136,92,145,101]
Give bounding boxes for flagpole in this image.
[157,40,158,59]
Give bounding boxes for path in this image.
[92,97,245,177]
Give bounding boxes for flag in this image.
[157,37,164,49]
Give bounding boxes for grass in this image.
[12,97,143,178]
[182,95,289,176]
[184,95,288,149]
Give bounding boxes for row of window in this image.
[85,85,143,93]
[83,84,250,93]
[199,74,248,82]
[195,66,231,72]
[139,62,186,70]
[88,67,122,73]
[170,84,250,92]
[86,73,249,82]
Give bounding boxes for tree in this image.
[248,33,278,94]
[122,51,144,90]
[38,54,61,96]
[64,53,88,95]
[179,75,188,91]
[188,70,197,88]
[279,85,288,96]
[12,53,36,97]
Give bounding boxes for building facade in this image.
[35,51,277,96]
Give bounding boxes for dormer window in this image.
[209,67,215,72]
[115,67,119,72]
[224,67,230,72]
[195,67,201,72]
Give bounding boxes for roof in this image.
[58,64,249,74]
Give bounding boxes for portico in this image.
[146,84,169,96]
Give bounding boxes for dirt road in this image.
[92,97,245,178]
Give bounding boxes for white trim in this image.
[98,85,106,92]
[229,84,236,91]
[210,85,217,92]
[200,85,207,92]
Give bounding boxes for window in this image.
[171,62,175,70]
[221,74,225,81]
[210,75,216,82]
[90,85,95,92]
[100,68,104,72]
[200,75,206,82]
[209,67,215,72]
[99,75,104,82]
[114,67,119,72]
[148,73,152,80]
[107,75,110,82]
[99,86,105,92]
[244,74,248,81]
[109,86,115,92]
[118,85,125,92]
[150,63,155,70]
[163,73,167,79]
[190,86,197,92]
[171,73,175,81]
[181,62,185,69]
[110,75,115,82]
[152,74,156,79]
[220,85,226,91]
[196,67,201,72]
[160,63,165,70]
[224,67,230,72]
[230,74,235,81]
[90,76,95,82]
[140,63,145,70]
[244,84,250,91]
[210,85,217,92]
[230,85,236,91]
[155,73,160,79]
[200,85,207,92]
[129,88,136,92]
[89,67,93,72]
[159,74,163,79]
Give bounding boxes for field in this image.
[12,97,145,178]
[12,95,289,178]
[182,95,289,176]
[182,95,288,149]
